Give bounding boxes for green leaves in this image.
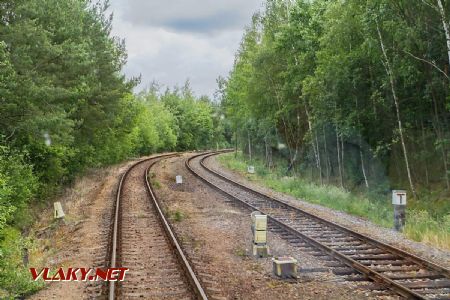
[223,0,450,193]
[0,1,145,296]
[133,81,225,153]
[0,145,38,230]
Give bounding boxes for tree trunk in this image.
[235,129,238,158]
[323,126,330,183]
[264,135,273,168]
[420,119,430,186]
[431,91,450,189]
[439,139,449,189]
[248,130,252,161]
[377,23,417,198]
[264,136,268,167]
[336,125,344,189]
[305,104,321,182]
[354,94,368,188]
[267,140,273,169]
[437,0,450,67]
[359,135,369,188]
[271,79,295,166]
[341,133,345,185]
[315,130,323,185]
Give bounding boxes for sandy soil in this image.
[153,153,369,299]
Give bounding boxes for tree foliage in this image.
[222,0,450,203]
[0,1,225,296]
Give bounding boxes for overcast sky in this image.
[108,0,264,98]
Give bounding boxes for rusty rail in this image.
[108,153,207,300]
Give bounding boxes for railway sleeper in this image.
[332,267,360,275]
[369,265,423,272]
[347,254,399,261]
[343,274,370,282]
[338,248,386,255]
[383,272,444,280]
[400,278,450,289]
[330,244,374,251]
[360,259,416,266]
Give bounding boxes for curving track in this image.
[107,154,208,300]
[186,151,450,300]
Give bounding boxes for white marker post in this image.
[247,166,255,174]
[392,190,407,232]
[176,175,183,184]
[53,202,65,219]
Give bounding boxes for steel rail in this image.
[145,158,208,300]
[186,151,450,300]
[108,153,207,300]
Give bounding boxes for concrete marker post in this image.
[392,190,407,232]
[251,211,269,257]
[247,166,255,174]
[53,201,66,226]
[53,201,65,219]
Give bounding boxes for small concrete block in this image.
[252,244,269,258]
[176,175,183,184]
[247,166,255,174]
[273,256,297,278]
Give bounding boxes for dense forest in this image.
[0,0,226,296]
[221,0,450,207]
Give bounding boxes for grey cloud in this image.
[117,0,262,33]
[164,11,242,33]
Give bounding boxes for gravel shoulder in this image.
[207,154,450,269]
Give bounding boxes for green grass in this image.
[167,209,186,222]
[234,246,248,257]
[151,179,161,189]
[218,152,450,250]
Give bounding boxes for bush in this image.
[0,145,40,297]
[0,145,38,229]
[0,227,43,298]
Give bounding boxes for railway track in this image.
[186,151,450,299]
[107,154,208,300]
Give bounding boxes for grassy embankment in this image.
[218,152,450,250]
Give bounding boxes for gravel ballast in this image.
[207,154,450,270]
[152,153,382,299]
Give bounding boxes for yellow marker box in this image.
[253,230,267,244]
[251,212,267,231]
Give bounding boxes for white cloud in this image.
[108,0,263,97]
